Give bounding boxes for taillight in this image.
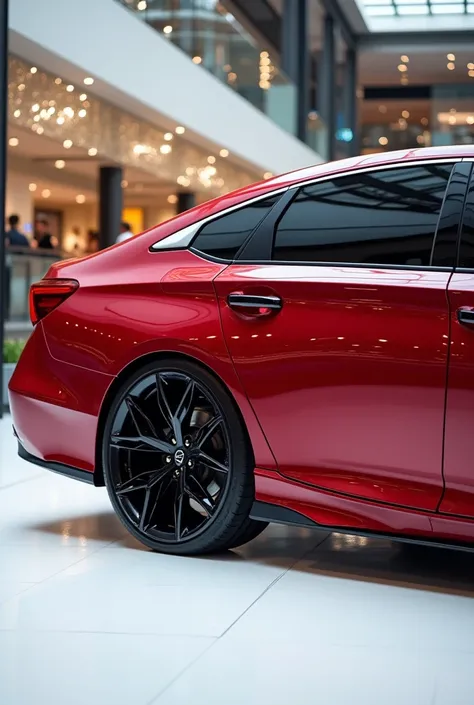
[29,279,79,325]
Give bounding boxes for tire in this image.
[102,358,255,555]
[227,519,269,550]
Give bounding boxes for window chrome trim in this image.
[286,157,459,191]
[150,187,288,251]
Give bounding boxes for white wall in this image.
[9,0,321,175]
[5,171,34,237]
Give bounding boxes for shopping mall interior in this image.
[2,1,474,703]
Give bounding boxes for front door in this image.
[441,169,474,517]
[215,162,462,511]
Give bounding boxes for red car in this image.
[9,145,474,555]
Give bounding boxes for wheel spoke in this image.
[156,374,174,431]
[174,482,185,541]
[195,415,222,448]
[176,379,195,425]
[188,474,217,509]
[197,451,229,474]
[126,396,158,438]
[111,434,173,453]
[185,486,215,517]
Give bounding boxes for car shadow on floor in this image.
[30,511,474,598]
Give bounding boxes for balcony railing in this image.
[116,0,299,137]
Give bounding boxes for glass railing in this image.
[116,0,298,137]
[4,250,61,322]
[361,124,428,153]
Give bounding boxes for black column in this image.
[281,0,308,143]
[345,47,358,157]
[320,13,336,161]
[99,166,122,250]
[0,0,8,417]
[177,192,196,214]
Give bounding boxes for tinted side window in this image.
[192,194,279,260]
[458,176,474,268]
[273,164,453,267]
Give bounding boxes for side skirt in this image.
[250,500,474,553]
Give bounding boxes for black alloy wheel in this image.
[103,359,265,555]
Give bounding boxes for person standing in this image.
[116,222,134,244]
[5,214,30,248]
[34,218,57,249]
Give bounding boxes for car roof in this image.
[266,144,474,191]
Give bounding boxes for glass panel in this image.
[192,194,279,260]
[5,252,60,322]
[431,84,474,147]
[272,165,453,267]
[116,0,297,137]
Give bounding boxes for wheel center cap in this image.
[174,449,185,467]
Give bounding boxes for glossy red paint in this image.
[9,146,474,549]
[439,272,474,516]
[215,264,449,511]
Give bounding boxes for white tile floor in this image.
[1,414,474,705]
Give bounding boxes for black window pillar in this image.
[99,166,123,250]
[281,0,308,143]
[345,46,358,157]
[0,0,8,418]
[320,13,336,161]
[177,192,196,214]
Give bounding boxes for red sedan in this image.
[9,145,474,554]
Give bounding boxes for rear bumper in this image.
[17,440,98,485]
[8,323,113,473]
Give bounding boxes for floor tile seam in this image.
[144,533,333,703]
[0,473,45,492]
[146,639,218,705]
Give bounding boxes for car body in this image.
[9,145,474,554]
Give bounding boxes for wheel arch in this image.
[93,349,258,486]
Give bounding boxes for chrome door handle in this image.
[227,293,283,312]
[457,307,474,326]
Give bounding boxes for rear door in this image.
[441,162,474,517]
[213,161,467,511]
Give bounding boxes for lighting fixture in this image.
[401,55,409,63]
[192,56,202,64]
[42,189,51,198]
[468,63,474,70]
[88,147,98,156]
[264,172,273,179]
[160,144,172,154]
[30,66,37,74]
[220,149,229,157]
[137,0,147,9]
[63,139,73,149]
[447,54,456,61]
[13,109,21,118]
[76,194,86,204]
[175,126,185,134]
[78,109,87,118]
[164,132,173,141]
[36,126,44,135]
[29,183,37,192]
[398,64,407,72]
[57,117,65,125]
[79,93,87,101]
[467,116,474,125]
[54,78,62,85]
[8,137,19,147]
[402,110,410,118]
[32,103,40,112]
[55,160,66,169]
[447,62,455,70]
[121,180,128,188]
[84,77,94,85]
[208,156,216,164]
[167,195,178,204]
[66,84,74,92]
[469,70,474,77]
[163,25,173,34]
[379,136,388,146]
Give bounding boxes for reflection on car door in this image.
[441,167,474,517]
[216,162,465,511]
